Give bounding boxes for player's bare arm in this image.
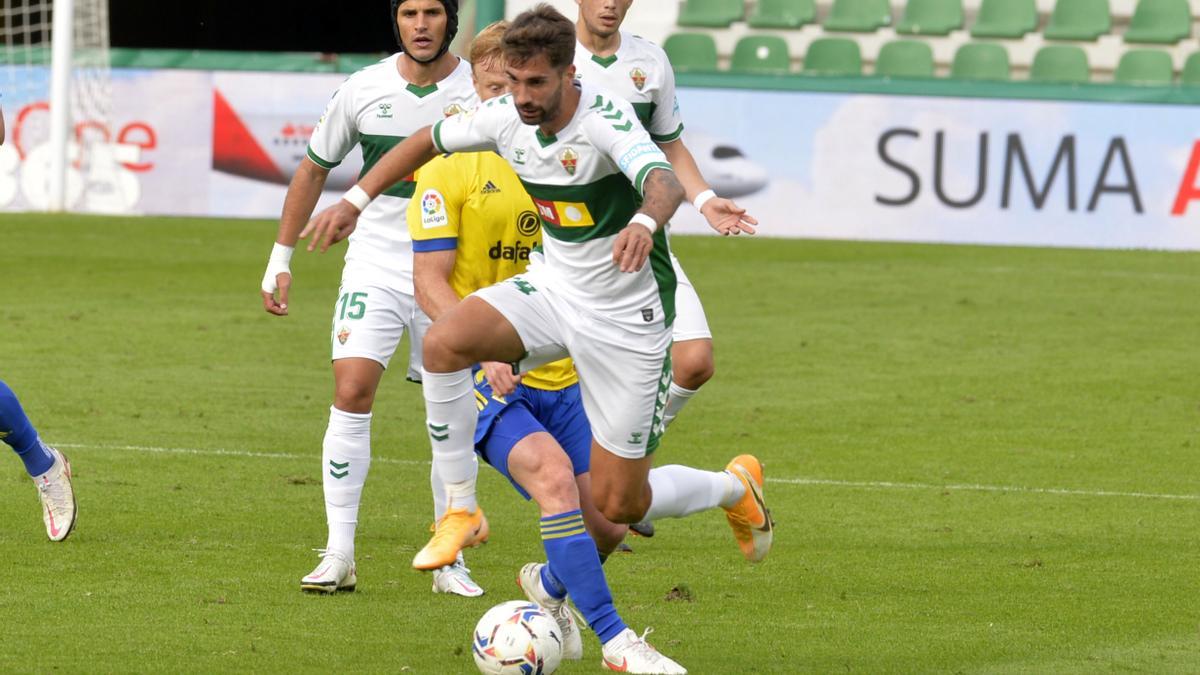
[613,167,684,273]
[302,127,439,253]
[0,106,5,145]
[657,138,757,236]
[261,156,331,316]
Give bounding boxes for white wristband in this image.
[693,189,717,213]
[630,213,659,234]
[261,242,294,293]
[342,185,372,212]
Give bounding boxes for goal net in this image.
[1,0,123,212]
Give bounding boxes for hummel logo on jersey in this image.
[481,181,501,194]
[377,103,394,119]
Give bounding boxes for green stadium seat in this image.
[663,33,720,72]
[896,0,964,36]
[1124,0,1192,44]
[950,42,1011,80]
[677,0,744,28]
[1114,48,1175,84]
[731,36,792,73]
[971,0,1038,38]
[1181,52,1200,84]
[875,40,935,78]
[1044,0,1113,41]
[824,0,892,32]
[748,0,816,29]
[802,37,863,75]
[1030,45,1091,83]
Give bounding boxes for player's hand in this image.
[301,200,360,253]
[482,361,522,398]
[612,221,654,273]
[261,271,292,316]
[701,197,758,236]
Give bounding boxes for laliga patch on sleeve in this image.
[420,189,449,229]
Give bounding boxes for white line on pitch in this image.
[55,442,1200,502]
[53,442,429,467]
[770,477,1200,501]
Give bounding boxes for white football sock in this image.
[644,464,746,521]
[322,406,372,559]
[662,382,699,429]
[423,367,479,513]
[430,460,448,522]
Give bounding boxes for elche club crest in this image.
[443,103,465,117]
[560,147,579,175]
[630,68,647,91]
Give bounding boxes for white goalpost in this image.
[2,0,119,212]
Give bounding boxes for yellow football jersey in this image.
[408,151,577,391]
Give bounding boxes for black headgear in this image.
[391,0,460,63]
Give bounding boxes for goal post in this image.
[1,0,114,213]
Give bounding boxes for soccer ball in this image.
[472,600,563,675]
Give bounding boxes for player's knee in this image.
[422,322,472,371]
[596,494,649,524]
[333,379,376,413]
[673,351,714,391]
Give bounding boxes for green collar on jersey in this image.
[590,53,619,68]
[535,127,557,148]
[406,82,439,98]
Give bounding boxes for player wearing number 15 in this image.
[259,0,479,594]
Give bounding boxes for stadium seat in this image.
[802,37,863,75]
[731,36,792,73]
[677,0,744,28]
[824,0,892,32]
[875,40,935,78]
[1181,52,1200,84]
[748,0,816,29]
[970,0,1038,38]
[663,33,720,71]
[896,0,964,36]
[1044,0,1112,41]
[1114,48,1175,84]
[1124,0,1192,44]
[950,42,1011,80]
[1029,45,1091,83]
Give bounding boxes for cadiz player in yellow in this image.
[408,22,686,673]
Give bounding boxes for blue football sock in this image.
[0,380,54,476]
[541,510,627,644]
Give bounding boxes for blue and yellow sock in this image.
[0,380,55,477]
[540,510,627,644]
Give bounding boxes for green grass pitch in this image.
[1,213,1198,672]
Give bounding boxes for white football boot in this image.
[517,562,583,660]
[432,554,484,597]
[34,446,76,542]
[300,549,356,593]
[601,628,687,674]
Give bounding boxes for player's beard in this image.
[519,80,563,126]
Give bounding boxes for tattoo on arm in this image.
[639,168,685,226]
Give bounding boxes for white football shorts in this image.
[329,260,429,381]
[472,265,673,460]
[671,252,712,343]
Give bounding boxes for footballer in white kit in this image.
[309,54,477,371]
[260,0,484,595]
[306,8,772,581]
[433,80,677,458]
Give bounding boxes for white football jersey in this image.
[307,55,478,290]
[573,32,684,143]
[432,81,677,333]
